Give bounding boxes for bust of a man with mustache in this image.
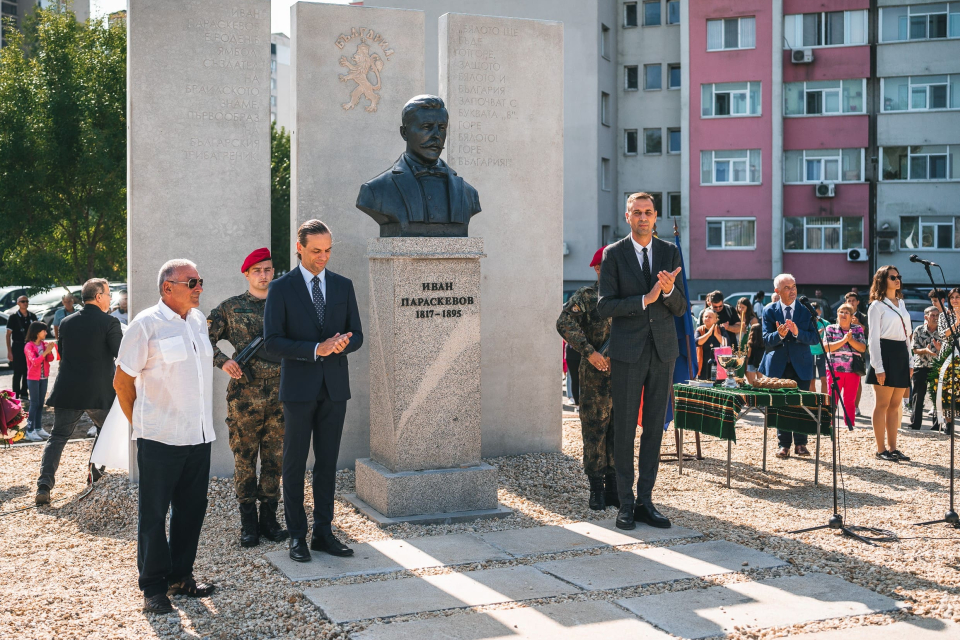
[356,95,481,238]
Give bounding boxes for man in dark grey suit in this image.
[598,193,685,530]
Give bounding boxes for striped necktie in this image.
[311,275,325,327]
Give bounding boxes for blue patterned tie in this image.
[785,306,792,322]
[311,275,325,327]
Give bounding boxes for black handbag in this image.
[850,351,866,376]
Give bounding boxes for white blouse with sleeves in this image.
[867,298,911,374]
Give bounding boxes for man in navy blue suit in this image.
[759,273,818,459]
[264,219,363,562]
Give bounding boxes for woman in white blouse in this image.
[866,265,912,463]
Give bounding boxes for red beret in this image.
[589,246,607,268]
[241,247,272,273]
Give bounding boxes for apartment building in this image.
[271,33,293,133]
[875,1,960,285]
[2,1,90,48]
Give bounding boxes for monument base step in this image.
[354,457,501,519]
[343,492,512,527]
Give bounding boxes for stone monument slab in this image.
[440,14,564,458]
[291,2,425,467]
[127,0,271,477]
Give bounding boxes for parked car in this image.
[28,287,83,327]
[0,286,28,313]
[723,291,773,310]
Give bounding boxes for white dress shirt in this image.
[116,300,215,446]
[298,263,326,359]
[629,235,673,309]
[867,298,911,374]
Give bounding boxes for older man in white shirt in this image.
[114,259,217,614]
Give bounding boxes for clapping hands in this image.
[776,320,799,338]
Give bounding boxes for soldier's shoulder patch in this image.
[571,304,581,313]
[206,318,212,326]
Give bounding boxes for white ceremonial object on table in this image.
[90,322,130,472]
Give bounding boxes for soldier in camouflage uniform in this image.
[208,248,288,548]
[557,246,617,511]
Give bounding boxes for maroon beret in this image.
[589,246,607,268]
[241,247,272,273]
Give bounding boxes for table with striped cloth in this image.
[672,383,833,487]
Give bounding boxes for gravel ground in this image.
[1,383,958,639]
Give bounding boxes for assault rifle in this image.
[234,335,265,383]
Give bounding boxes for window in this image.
[644,128,662,154]
[701,150,762,185]
[784,79,865,115]
[667,128,681,154]
[270,59,278,72]
[668,64,681,89]
[881,4,960,42]
[602,225,614,245]
[0,2,15,16]
[881,145,960,181]
[602,158,611,191]
[625,65,639,90]
[625,129,639,155]
[901,216,960,249]
[270,95,277,107]
[624,2,638,27]
[667,1,680,24]
[707,17,756,50]
[784,217,864,251]
[648,192,663,214]
[644,1,661,26]
[784,149,864,183]
[707,218,756,249]
[644,64,662,90]
[601,24,611,59]
[882,75,960,111]
[668,192,681,217]
[701,82,761,117]
[601,92,610,126]
[784,10,867,48]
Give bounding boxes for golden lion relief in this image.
[339,41,384,113]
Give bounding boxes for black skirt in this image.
[865,339,911,388]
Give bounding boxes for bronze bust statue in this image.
[356,95,481,237]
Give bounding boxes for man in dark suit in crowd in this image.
[36,278,122,504]
[759,273,819,458]
[264,219,363,562]
[598,192,684,531]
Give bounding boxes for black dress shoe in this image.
[167,576,216,598]
[615,504,636,530]
[289,537,312,563]
[143,593,174,614]
[634,503,671,529]
[311,532,354,557]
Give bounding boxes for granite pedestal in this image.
[350,237,508,523]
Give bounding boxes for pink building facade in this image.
[682,0,872,294]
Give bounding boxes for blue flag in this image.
[664,227,698,430]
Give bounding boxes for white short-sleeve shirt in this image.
[116,300,216,446]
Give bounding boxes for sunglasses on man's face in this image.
[167,278,204,289]
[17,300,28,304]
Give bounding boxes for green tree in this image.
[270,120,291,272]
[0,6,126,288]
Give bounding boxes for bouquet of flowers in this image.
[1,389,27,446]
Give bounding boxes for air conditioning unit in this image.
[562,242,570,256]
[878,238,898,253]
[815,182,836,198]
[792,48,814,64]
[846,248,868,262]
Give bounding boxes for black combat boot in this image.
[604,473,620,508]
[239,502,260,548]
[258,500,289,542]
[588,476,606,511]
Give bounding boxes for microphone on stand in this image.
[797,295,818,317]
[910,254,939,267]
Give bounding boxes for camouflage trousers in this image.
[225,375,284,504]
[579,359,615,478]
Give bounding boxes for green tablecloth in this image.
[673,383,833,443]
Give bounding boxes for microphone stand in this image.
[790,302,875,545]
[914,264,960,529]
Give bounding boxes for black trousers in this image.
[137,439,211,598]
[566,343,581,404]
[910,367,937,430]
[38,408,108,489]
[282,381,347,539]
[777,362,810,448]
[611,342,674,506]
[11,344,27,398]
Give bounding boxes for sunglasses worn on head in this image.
[167,278,203,289]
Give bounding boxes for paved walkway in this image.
[264,519,934,639]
